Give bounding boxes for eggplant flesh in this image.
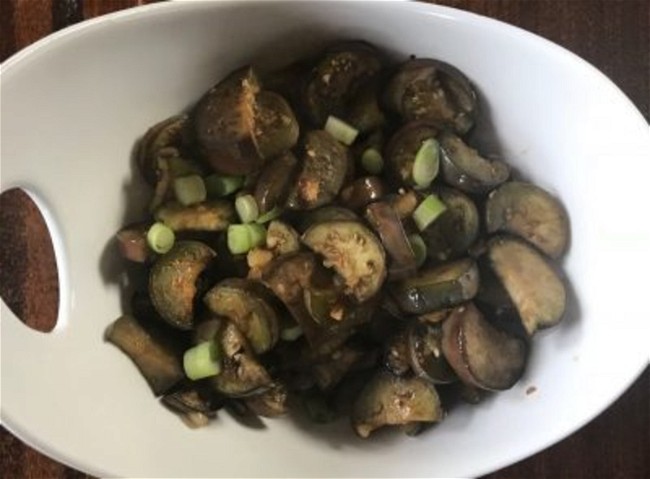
[149,241,216,330]
[351,372,443,438]
[302,220,387,303]
[487,236,566,335]
[209,321,272,397]
[486,181,570,259]
[288,130,350,210]
[155,200,235,232]
[106,315,185,396]
[204,278,279,354]
[441,302,527,391]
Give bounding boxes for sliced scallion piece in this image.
[412,138,440,189]
[325,115,359,146]
[227,224,267,255]
[146,222,175,254]
[361,147,384,174]
[173,174,207,206]
[204,174,244,198]
[235,194,259,223]
[408,233,427,268]
[256,205,283,224]
[247,223,267,248]
[412,194,447,231]
[183,340,222,380]
[280,324,303,342]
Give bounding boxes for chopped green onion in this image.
[204,174,244,197]
[183,341,222,380]
[361,147,384,174]
[412,138,440,189]
[146,222,175,254]
[173,174,207,206]
[408,233,427,268]
[256,205,283,224]
[235,194,259,223]
[247,223,267,248]
[280,324,303,342]
[412,194,447,231]
[325,115,359,146]
[167,156,201,178]
[227,223,267,255]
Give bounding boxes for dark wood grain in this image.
[1,1,648,478]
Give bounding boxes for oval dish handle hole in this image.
[0,188,59,332]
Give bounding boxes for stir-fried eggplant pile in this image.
[108,41,571,437]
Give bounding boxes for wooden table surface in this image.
[1,1,648,478]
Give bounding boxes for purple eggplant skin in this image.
[302,41,383,127]
[364,201,417,281]
[384,58,478,135]
[287,130,350,210]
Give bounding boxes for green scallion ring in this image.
[173,174,207,206]
[183,340,222,381]
[412,194,447,231]
[146,222,175,254]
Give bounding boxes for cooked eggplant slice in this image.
[339,176,386,211]
[137,115,191,185]
[262,252,322,340]
[421,186,479,262]
[302,41,383,126]
[254,151,298,214]
[351,372,443,438]
[439,132,509,194]
[298,206,358,233]
[116,223,152,263]
[155,200,235,232]
[474,255,529,339]
[345,78,386,133]
[312,345,365,390]
[487,236,566,335]
[441,302,528,390]
[266,220,301,256]
[244,383,289,417]
[390,258,479,315]
[161,384,221,428]
[486,181,570,259]
[106,315,185,395]
[365,201,417,280]
[209,321,273,397]
[194,66,263,175]
[387,189,419,220]
[204,278,279,354]
[302,220,386,302]
[252,91,299,160]
[149,241,216,330]
[385,121,439,187]
[287,130,350,210]
[408,322,457,384]
[384,58,477,135]
[383,330,412,376]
